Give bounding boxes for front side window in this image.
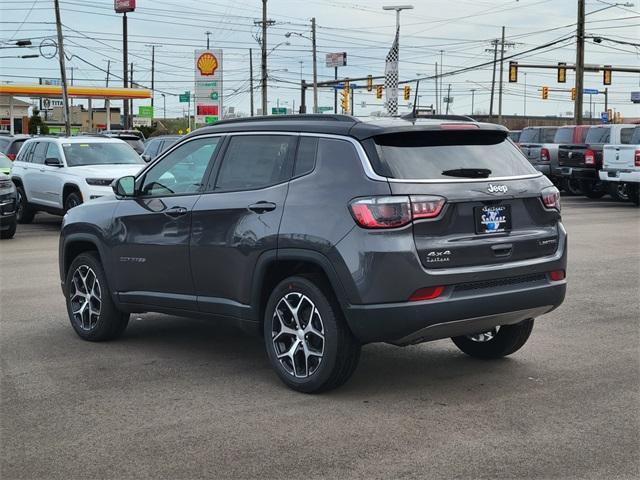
[140,137,220,196]
[46,143,61,162]
[215,135,295,191]
[62,142,144,167]
[31,142,48,165]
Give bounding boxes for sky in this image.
[0,0,639,121]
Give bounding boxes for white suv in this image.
[11,136,145,223]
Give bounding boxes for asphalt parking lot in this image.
[1,196,638,480]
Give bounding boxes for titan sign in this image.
[195,49,223,125]
[114,0,135,13]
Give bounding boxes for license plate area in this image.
[474,205,512,234]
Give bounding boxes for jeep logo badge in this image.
[487,184,508,194]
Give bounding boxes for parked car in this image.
[0,172,17,239]
[141,135,181,162]
[100,132,145,155]
[0,152,13,175]
[0,135,30,161]
[508,130,521,143]
[558,124,637,199]
[518,126,558,178]
[11,137,145,222]
[600,125,640,205]
[58,115,567,393]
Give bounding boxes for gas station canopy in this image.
[0,84,151,99]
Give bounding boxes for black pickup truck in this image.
[557,125,636,198]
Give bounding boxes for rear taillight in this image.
[584,149,595,165]
[6,153,16,161]
[540,147,550,163]
[549,270,566,281]
[409,286,445,301]
[635,149,640,167]
[541,186,561,211]
[349,195,445,229]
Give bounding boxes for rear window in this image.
[631,127,640,144]
[585,127,610,144]
[541,128,558,143]
[518,128,539,143]
[620,128,634,145]
[554,127,573,144]
[372,130,537,180]
[8,139,27,155]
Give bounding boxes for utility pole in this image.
[70,66,74,107]
[53,0,71,136]
[488,39,498,118]
[604,87,608,113]
[498,26,506,124]
[334,66,338,114]
[470,88,475,116]
[130,61,134,125]
[122,11,129,129]
[575,0,586,124]
[254,0,274,115]
[105,60,110,129]
[205,31,211,50]
[434,62,438,114]
[249,48,254,116]
[523,72,527,116]
[445,84,451,115]
[149,45,155,109]
[439,50,444,115]
[311,17,318,113]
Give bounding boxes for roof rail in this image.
[212,114,358,126]
[401,113,476,122]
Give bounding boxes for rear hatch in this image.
[519,127,557,164]
[370,128,560,270]
[603,127,640,171]
[558,144,587,167]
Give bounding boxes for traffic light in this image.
[341,82,350,112]
[603,65,612,85]
[367,75,373,92]
[557,62,567,83]
[403,85,411,101]
[542,86,549,100]
[376,85,383,99]
[571,87,576,101]
[508,61,518,83]
[607,109,612,122]
[615,111,621,124]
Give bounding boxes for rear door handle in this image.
[164,206,188,218]
[248,201,276,213]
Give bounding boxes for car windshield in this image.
[372,130,537,180]
[62,142,144,166]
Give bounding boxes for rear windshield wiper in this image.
[441,168,492,178]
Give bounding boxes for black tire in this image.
[15,186,35,224]
[608,182,630,202]
[563,178,583,196]
[451,318,534,359]
[581,181,606,199]
[629,184,640,207]
[64,190,82,212]
[264,275,361,393]
[0,220,16,239]
[65,252,129,341]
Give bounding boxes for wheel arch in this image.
[62,183,82,205]
[60,233,114,299]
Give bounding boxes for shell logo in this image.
[197,52,219,76]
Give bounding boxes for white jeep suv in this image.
[11,136,145,223]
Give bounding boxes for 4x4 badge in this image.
[487,184,508,194]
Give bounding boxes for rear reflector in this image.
[409,286,445,301]
[549,270,566,281]
[349,195,445,229]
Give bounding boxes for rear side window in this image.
[372,130,537,180]
[294,137,318,177]
[518,128,539,143]
[541,128,558,143]
[620,128,634,145]
[554,127,573,144]
[585,127,610,144]
[215,135,295,191]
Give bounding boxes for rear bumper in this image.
[600,170,640,184]
[345,280,565,345]
[533,164,551,175]
[559,166,598,180]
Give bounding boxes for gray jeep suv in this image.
[58,115,567,392]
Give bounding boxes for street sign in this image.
[39,78,61,86]
[179,92,190,103]
[271,107,287,115]
[334,83,357,90]
[132,117,151,127]
[195,49,223,125]
[317,106,333,112]
[600,112,609,124]
[114,0,136,13]
[443,97,454,104]
[326,52,347,68]
[584,88,599,95]
[138,106,153,118]
[631,91,640,103]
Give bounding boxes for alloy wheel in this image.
[16,190,24,220]
[271,292,325,378]
[467,327,499,343]
[69,265,102,331]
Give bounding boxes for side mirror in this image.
[45,157,63,167]
[112,175,136,197]
[141,153,151,162]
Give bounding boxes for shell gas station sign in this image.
[195,49,222,125]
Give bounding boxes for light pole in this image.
[205,31,211,49]
[160,93,166,120]
[285,19,318,113]
[470,88,476,116]
[523,72,527,117]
